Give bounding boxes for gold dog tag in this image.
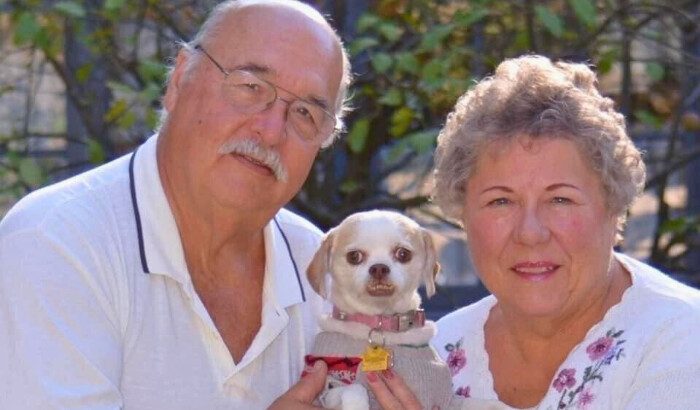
[360,345,393,372]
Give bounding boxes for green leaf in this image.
[569,0,597,28]
[13,12,40,46]
[54,1,87,18]
[388,129,438,160]
[340,179,362,195]
[87,139,106,164]
[421,58,446,84]
[390,107,414,137]
[419,24,454,50]
[371,53,393,74]
[105,99,128,123]
[104,0,125,11]
[597,49,618,74]
[18,158,42,187]
[357,13,381,33]
[33,27,53,52]
[378,22,404,42]
[141,82,162,102]
[660,217,688,234]
[404,129,438,154]
[394,52,419,74]
[455,7,489,27]
[119,111,137,129]
[634,109,663,130]
[138,59,166,83]
[145,107,160,129]
[378,88,403,106]
[347,118,370,154]
[535,6,564,38]
[349,37,379,56]
[646,62,665,82]
[76,63,93,84]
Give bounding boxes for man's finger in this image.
[267,360,327,409]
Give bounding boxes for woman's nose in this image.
[514,206,551,245]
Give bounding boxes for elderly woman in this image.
[428,55,700,409]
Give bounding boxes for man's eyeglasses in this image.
[194,45,336,145]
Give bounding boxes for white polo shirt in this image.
[0,135,327,409]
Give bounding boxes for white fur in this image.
[306,210,441,410]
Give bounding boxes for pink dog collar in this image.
[332,307,426,332]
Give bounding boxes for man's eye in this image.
[295,106,314,121]
[552,197,572,204]
[346,250,365,265]
[243,82,261,91]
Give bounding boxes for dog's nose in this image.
[369,263,390,279]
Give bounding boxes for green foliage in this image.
[569,0,597,28]
[53,1,86,18]
[535,6,564,38]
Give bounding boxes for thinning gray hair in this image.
[160,0,353,148]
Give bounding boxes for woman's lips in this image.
[510,261,560,281]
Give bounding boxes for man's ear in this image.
[306,230,335,299]
[163,48,191,112]
[421,229,440,298]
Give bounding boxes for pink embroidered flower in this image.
[552,368,576,392]
[586,337,614,361]
[446,348,467,376]
[577,388,595,408]
[455,386,471,398]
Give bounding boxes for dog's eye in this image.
[394,247,412,263]
[346,250,365,265]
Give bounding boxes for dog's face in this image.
[307,210,440,315]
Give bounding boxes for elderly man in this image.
[0,1,354,408]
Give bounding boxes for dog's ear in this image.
[306,230,335,299]
[421,229,440,298]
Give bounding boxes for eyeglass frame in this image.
[193,44,337,144]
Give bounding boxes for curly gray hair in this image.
[432,55,646,234]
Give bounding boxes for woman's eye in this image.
[487,198,510,206]
[552,197,572,204]
[346,250,365,265]
[394,247,412,263]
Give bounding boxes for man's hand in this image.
[366,369,424,410]
[268,360,327,409]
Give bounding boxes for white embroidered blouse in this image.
[433,254,700,410]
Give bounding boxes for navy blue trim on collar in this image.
[129,148,150,274]
[273,217,306,302]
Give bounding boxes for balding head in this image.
[175,0,352,146]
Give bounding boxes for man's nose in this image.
[248,98,289,146]
[514,206,551,245]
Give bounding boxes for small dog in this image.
[304,210,457,410]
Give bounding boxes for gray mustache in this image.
[218,139,288,182]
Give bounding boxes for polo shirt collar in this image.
[128,134,305,308]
